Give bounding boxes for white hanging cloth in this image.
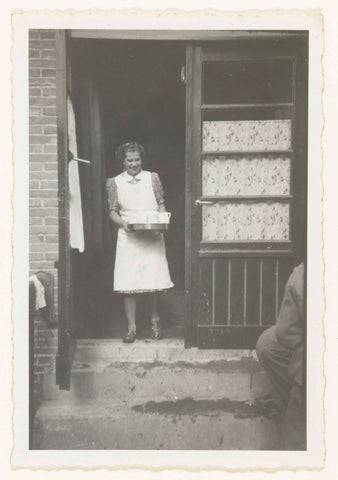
[29,274,46,310]
[67,96,85,253]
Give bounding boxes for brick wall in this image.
[29,29,59,405]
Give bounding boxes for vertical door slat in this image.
[199,259,213,325]
[230,258,244,325]
[275,258,280,321]
[262,258,277,325]
[215,259,229,325]
[212,258,216,325]
[227,259,231,325]
[259,259,263,325]
[243,259,247,325]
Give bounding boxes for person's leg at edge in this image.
[256,326,293,409]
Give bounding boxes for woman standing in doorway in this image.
[106,142,173,343]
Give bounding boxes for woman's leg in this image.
[123,294,137,333]
[150,293,162,338]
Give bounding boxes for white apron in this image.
[113,170,173,293]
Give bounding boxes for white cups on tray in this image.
[124,210,171,225]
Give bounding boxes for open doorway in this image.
[69,39,186,339]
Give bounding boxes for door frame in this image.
[56,30,308,357]
[55,30,72,389]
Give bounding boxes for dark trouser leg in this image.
[256,326,293,409]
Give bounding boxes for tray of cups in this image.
[125,211,171,231]
[128,223,169,231]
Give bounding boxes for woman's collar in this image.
[124,169,144,182]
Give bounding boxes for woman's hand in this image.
[109,211,130,232]
[122,219,130,232]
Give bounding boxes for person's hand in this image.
[122,219,130,232]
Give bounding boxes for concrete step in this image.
[33,397,280,450]
[43,360,271,403]
[35,340,278,450]
[42,340,273,403]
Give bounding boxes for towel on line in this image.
[68,96,85,252]
[29,274,46,311]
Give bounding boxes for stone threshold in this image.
[74,338,258,364]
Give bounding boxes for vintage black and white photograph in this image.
[11,9,325,470]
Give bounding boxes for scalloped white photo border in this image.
[11,9,324,471]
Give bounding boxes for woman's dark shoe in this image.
[151,327,163,340]
[123,331,136,343]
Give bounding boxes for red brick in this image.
[37,354,54,365]
[44,145,57,153]
[41,180,57,190]
[29,217,43,226]
[29,180,40,189]
[30,190,57,198]
[33,365,46,374]
[46,235,58,243]
[30,59,56,69]
[41,49,56,59]
[29,69,41,78]
[33,321,51,331]
[29,125,42,135]
[29,40,56,49]
[41,69,56,78]
[30,97,57,107]
[44,126,57,135]
[30,154,57,162]
[29,163,43,171]
[30,261,55,270]
[30,225,58,234]
[29,30,39,39]
[30,207,58,216]
[29,198,41,207]
[30,233,44,243]
[30,78,56,87]
[29,145,43,153]
[29,107,42,116]
[42,198,58,207]
[33,374,45,384]
[45,253,58,261]
[45,217,58,225]
[33,241,58,252]
[30,116,57,126]
[30,135,56,144]
[34,332,57,343]
[42,107,57,116]
[29,49,40,58]
[42,87,56,96]
[44,163,57,171]
[40,31,55,39]
[29,87,41,96]
[37,346,58,355]
[34,326,49,335]
[30,171,57,180]
[30,252,44,261]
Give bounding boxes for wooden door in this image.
[55,30,75,389]
[185,36,308,348]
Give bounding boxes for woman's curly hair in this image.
[115,141,146,165]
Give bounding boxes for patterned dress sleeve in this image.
[151,172,165,206]
[106,178,119,213]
